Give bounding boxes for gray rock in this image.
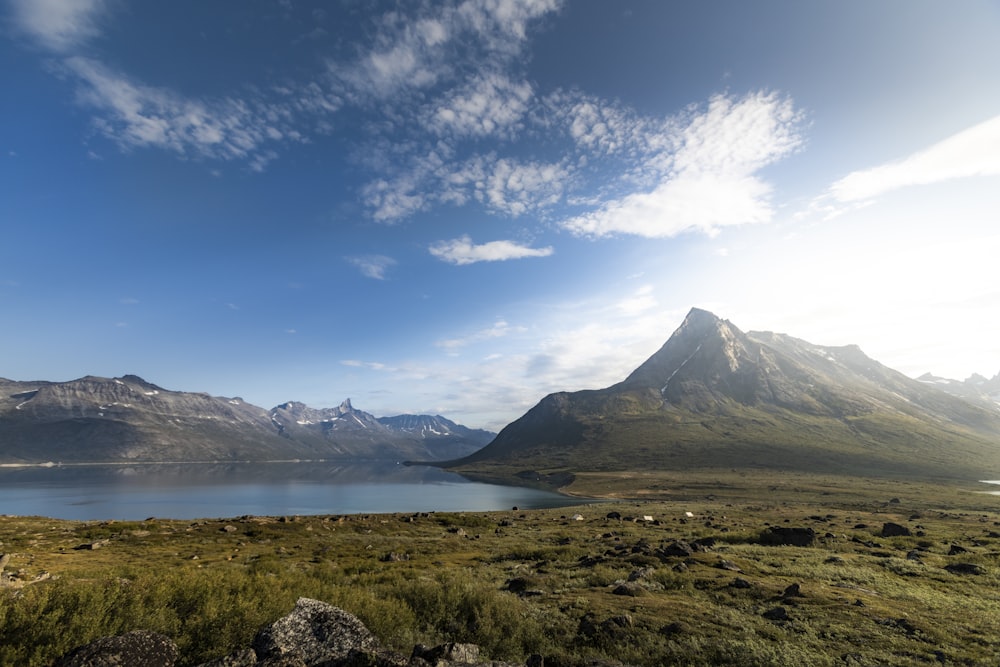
[659,540,693,557]
[252,598,379,665]
[54,630,178,667]
[759,526,816,547]
[410,642,480,665]
[194,648,258,667]
[762,606,789,621]
[880,522,911,537]
[945,563,986,575]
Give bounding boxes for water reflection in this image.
[0,462,581,521]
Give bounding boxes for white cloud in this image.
[64,57,319,168]
[429,235,554,265]
[829,114,1000,203]
[477,157,569,216]
[437,319,522,349]
[334,0,561,103]
[561,92,802,238]
[361,178,426,222]
[341,359,393,371]
[11,0,108,52]
[346,254,397,280]
[616,284,657,316]
[427,71,533,139]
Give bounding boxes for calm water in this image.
[0,462,583,521]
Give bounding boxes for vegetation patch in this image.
[3,475,1000,665]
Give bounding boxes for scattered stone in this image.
[659,621,689,637]
[759,526,816,547]
[74,539,111,551]
[906,550,923,562]
[251,598,379,665]
[627,567,656,582]
[945,563,986,575]
[762,606,789,621]
[605,511,621,520]
[380,552,409,562]
[221,525,238,533]
[715,559,742,572]
[948,544,968,556]
[730,577,752,589]
[611,582,646,597]
[54,630,178,667]
[782,583,803,598]
[505,576,537,594]
[659,540,694,557]
[195,648,257,667]
[411,642,480,665]
[881,522,911,538]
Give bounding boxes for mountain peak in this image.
[339,398,354,412]
[618,307,753,399]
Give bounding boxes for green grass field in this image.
[2,472,1000,665]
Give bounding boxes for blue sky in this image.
[3,0,1000,430]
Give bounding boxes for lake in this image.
[0,462,584,521]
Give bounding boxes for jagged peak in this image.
[338,398,354,412]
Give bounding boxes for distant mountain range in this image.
[917,371,1000,410]
[0,375,493,464]
[450,308,1000,481]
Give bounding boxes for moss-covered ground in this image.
[2,471,1000,666]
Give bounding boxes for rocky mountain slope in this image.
[917,371,1000,410]
[452,308,1000,480]
[0,375,491,463]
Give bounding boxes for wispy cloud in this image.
[10,0,108,52]
[332,0,562,103]
[425,71,533,139]
[436,319,524,350]
[560,92,803,238]
[429,235,554,265]
[829,114,1000,203]
[346,254,397,280]
[63,57,326,168]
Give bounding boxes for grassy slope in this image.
[452,398,1000,484]
[3,473,1000,666]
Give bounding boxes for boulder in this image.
[251,598,379,665]
[411,642,480,664]
[880,522,911,537]
[759,526,816,547]
[762,606,789,621]
[54,630,178,667]
[658,540,694,558]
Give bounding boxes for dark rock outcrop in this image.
[54,630,178,667]
[251,598,378,665]
[759,526,816,547]
[881,522,911,537]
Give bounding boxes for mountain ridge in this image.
[0,375,492,464]
[451,308,1000,481]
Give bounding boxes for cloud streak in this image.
[429,236,554,265]
[560,92,803,238]
[10,0,108,52]
[346,255,397,280]
[829,114,1000,203]
[63,57,332,170]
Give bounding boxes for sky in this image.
[2,0,1000,431]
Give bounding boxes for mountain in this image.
[0,375,490,464]
[452,308,1000,480]
[917,372,1000,410]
